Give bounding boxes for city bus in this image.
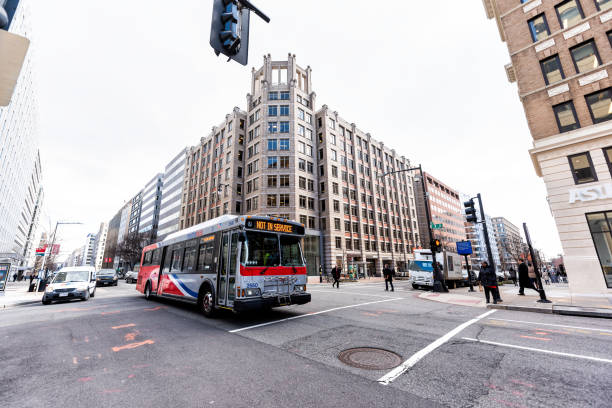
[136,215,311,317]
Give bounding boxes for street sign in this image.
[0,263,10,292]
[431,222,443,229]
[456,241,473,256]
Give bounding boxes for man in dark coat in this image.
[383,263,395,292]
[478,261,501,304]
[508,267,517,286]
[331,266,341,289]
[518,259,539,295]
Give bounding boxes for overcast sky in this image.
[30,0,563,260]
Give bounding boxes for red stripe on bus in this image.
[240,266,307,276]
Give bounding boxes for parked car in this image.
[125,271,138,284]
[96,269,118,286]
[42,266,96,305]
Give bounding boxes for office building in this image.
[81,233,96,266]
[492,216,523,270]
[0,0,40,268]
[179,55,421,276]
[157,148,188,241]
[483,0,612,293]
[138,173,163,241]
[93,222,108,270]
[414,172,467,252]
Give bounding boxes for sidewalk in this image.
[418,282,612,318]
[0,280,43,308]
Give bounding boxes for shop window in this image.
[585,88,612,124]
[568,152,597,184]
[553,101,580,133]
[586,212,612,288]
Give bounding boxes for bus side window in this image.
[205,243,214,271]
[162,247,172,273]
[170,249,183,273]
[152,249,161,265]
[197,244,207,272]
[143,251,152,266]
[184,246,197,273]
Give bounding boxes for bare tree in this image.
[116,232,150,271]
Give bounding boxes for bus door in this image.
[156,246,168,293]
[217,231,239,308]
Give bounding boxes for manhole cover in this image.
[338,347,402,370]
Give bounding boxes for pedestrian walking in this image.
[509,267,517,286]
[478,261,501,304]
[383,263,395,292]
[12,272,17,282]
[518,259,539,295]
[434,262,449,292]
[542,268,550,285]
[331,265,341,289]
[527,262,538,289]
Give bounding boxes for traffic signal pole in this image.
[476,193,496,272]
[523,223,551,303]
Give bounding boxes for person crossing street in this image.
[331,265,341,289]
[383,263,395,292]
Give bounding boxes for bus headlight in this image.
[294,285,306,292]
[246,288,261,297]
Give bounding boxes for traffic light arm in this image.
[238,0,270,23]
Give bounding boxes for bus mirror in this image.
[238,233,246,242]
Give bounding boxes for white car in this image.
[42,266,96,305]
[125,270,138,284]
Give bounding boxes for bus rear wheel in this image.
[199,287,216,318]
[144,282,152,300]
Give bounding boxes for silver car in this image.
[42,267,96,304]
[125,270,138,284]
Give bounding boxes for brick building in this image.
[483,0,612,293]
[179,54,422,276]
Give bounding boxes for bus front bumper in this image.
[233,292,311,312]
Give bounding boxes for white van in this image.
[42,266,97,305]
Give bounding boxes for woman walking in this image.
[478,261,502,304]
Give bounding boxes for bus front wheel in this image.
[199,286,216,318]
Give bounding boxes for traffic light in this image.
[430,239,442,253]
[464,199,478,223]
[210,0,250,66]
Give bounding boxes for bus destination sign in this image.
[246,219,303,235]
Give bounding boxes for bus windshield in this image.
[244,231,305,267]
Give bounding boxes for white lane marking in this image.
[462,337,612,364]
[378,310,497,385]
[308,289,401,299]
[229,298,402,333]
[488,318,612,333]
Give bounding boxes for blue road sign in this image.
[456,241,473,256]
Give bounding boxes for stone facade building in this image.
[483,0,612,293]
[179,55,421,277]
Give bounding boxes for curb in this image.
[1,299,41,309]
[487,303,612,318]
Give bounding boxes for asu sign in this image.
[569,183,612,204]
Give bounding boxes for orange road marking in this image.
[128,374,135,379]
[510,379,535,388]
[101,389,122,394]
[534,332,549,335]
[144,306,166,311]
[124,331,140,341]
[84,356,90,360]
[112,339,155,352]
[72,357,78,365]
[112,323,136,330]
[77,377,92,382]
[84,336,89,343]
[535,328,570,335]
[520,335,551,341]
[600,333,612,336]
[101,311,121,315]
[574,329,592,334]
[132,364,150,369]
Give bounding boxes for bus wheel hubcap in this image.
[203,293,212,312]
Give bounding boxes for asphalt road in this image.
[1,280,611,408]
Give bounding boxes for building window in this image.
[280,139,290,150]
[570,40,601,74]
[585,212,612,288]
[268,156,278,169]
[280,105,289,116]
[267,194,277,207]
[608,30,612,47]
[585,88,612,124]
[267,175,277,187]
[268,106,278,116]
[553,101,580,133]
[279,156,289,168]
[280,122,290,133]
[280,175,290,187]
[279,194,290,207]
[568,152,597,184]
[540,54,565,85]
[268,139,277,151]
[603,147,612,177]
[268,122,278,133]
[335,237,342,249]
[334,218,341,230]
[596,0,612,11]
[527,14,550,43]
[555,0,584,29]
[280,91,290,100]
[269,92,278,100]
[298,124,305,136]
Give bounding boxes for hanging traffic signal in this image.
[430,239,442,253]
[464,199,478,223]
[210,0,250,65]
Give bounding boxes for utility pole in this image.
[523,223,551,303]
